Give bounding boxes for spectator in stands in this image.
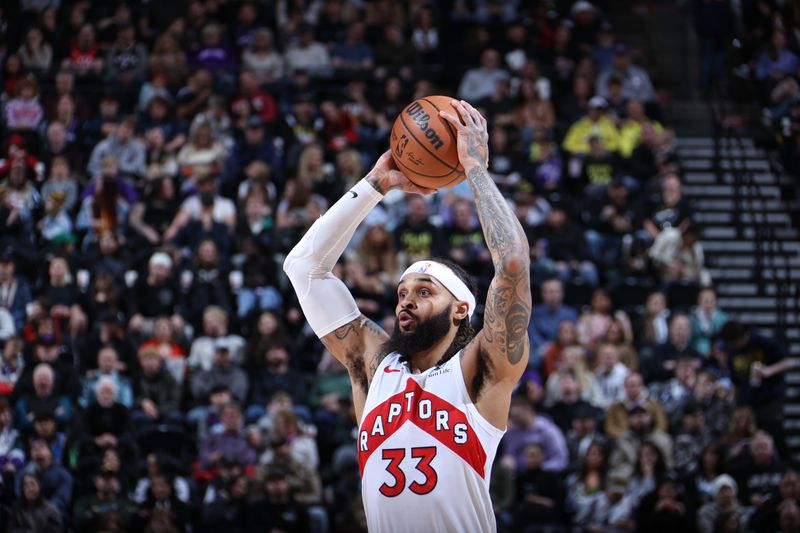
[562,96,621,155]
[331,21,374,74]
[619,99,666,159]
[594,343,630,408]
[17,27,53,75]
[541,319,580,379]
[242,28,284,84]
[247,466,312,532]
[0,398,24,473]
[164,173,237,241]
[73,468,136,533]
[577,288,632,353]
[188,306,246,371]
[605,372,668,439]
[394,195,445,265]
[596,42,656,103]
[77,377,133,462]
[546,373,598,434]
[190,338,249,406]
[719,320,794,451]
[692,370,734,439]
[673,400,713,474]
[637,173,691,244]
[16,438,72,520]
[248,344,308,418]
[3,78,44,135]
[86,116,147,181]
[127,252,184,336]
[130,471,193,532]
[528,279,578,359]
[14,364,72,435]
[583,179,636,267]
[458,48,510,102]
[511,442,566,530]
[545,346,604,408]
[634,476,695,532]
[648,314,702,383]
[754,30,799,88]
[79,345,133,408]
[690,288,728,356]
[0,249,33,333]
[730,431,786,509]
[8,472,62,533]
[535,206,599,287]
[609,403,673,479]
[199,403,256,470]
[132,346,183,433]
[284,23,332,77]
[649,222,711,286]
[750,470,800,532]
[502,396,568,473]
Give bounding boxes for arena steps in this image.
[677,136,800,465]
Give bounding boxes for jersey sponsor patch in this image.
[358,377,487,478]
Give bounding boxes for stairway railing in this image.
[706,86,796,341]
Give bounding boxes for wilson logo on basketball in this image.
[406,102,445,150]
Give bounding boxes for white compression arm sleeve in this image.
[283,178,383,337]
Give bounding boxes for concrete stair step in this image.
[693,212,792,226]
[701,240,800,253]
[694,199,787,212]
[676,147,765,158]
[709,268,800,280]
[682,159,771,171]
[684,184,780,198]
[675,137,754,148]
[701,227,800,240]
[719,297,780,308]
[735,312,800,325]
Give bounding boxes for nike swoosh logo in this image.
[383,366,402,373]
[350,191,358,198]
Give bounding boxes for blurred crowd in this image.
[703,0,800,172]
[0,1,797,532]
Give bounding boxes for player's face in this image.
[396,276,454,333]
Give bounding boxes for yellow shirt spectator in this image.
[562,97,621,154]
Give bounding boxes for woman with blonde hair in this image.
[176,121,228,180]
[295,143,338,198]
[356,224,401,284]
[544,345,604,407]
[335,148,364,190]
[600,318,638,371]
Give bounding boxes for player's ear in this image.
[452,300,469,322]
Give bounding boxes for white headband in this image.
[400,261,476,318]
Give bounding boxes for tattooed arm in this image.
[440,100,531,425]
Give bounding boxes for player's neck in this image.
[407,328,458,374]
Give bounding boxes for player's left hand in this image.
[439,100,489,170]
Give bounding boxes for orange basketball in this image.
[390,95,465,189]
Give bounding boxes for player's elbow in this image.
[498,253,529,276]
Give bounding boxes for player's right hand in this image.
[368,150,435,195]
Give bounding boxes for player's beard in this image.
[383,307,453,360]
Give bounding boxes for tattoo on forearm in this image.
[466,164,532,366]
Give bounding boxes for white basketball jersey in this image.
[358,351,505,533]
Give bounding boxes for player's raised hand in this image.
[367,150,436,195]
[439,100,489,170]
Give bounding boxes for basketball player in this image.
[284,100,531,532]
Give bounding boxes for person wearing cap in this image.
[73,464,136,532]
[562,95,621,155]
[127,251,184,336]
[673,400,712,474]
[284,101,531,532]
[226,108,280,186]
[16,438,73,521]
[608,402,673,480]
[696,474,744,533]
[595,42,656,103]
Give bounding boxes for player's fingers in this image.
[459,99,483,125]
[453,101,476,127]
[438,110,466,130]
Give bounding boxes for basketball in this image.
[390,95,465,189]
